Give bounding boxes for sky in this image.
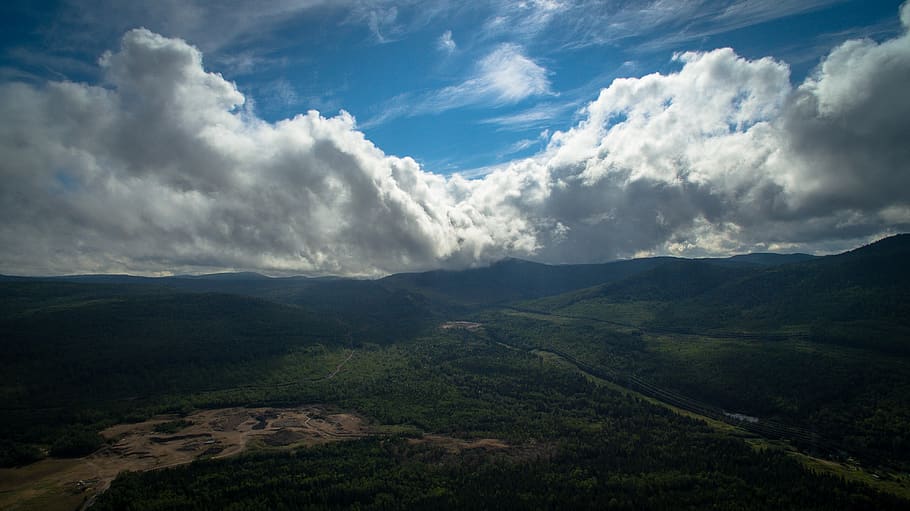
[0,0,908,276]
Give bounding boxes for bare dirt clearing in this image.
[408,434,509,453]
[0,406,369,511]
[406,434,554,463]
[440,321,483,331]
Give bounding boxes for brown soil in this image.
[405,435,555,464]
[440,321,483,331]
[0,406,368,511]
[408,434,509,453]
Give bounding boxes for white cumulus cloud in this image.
[0,29,537,276]
[2,3,910,276]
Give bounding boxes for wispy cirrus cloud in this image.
[362,43,552,126]
[14,0,456,80]
[498,129,550,158]
[453,43,551,103]
[480,101,579,131]
[715,0,844,25]
[56,0,339,53]
[481,0,566,42]
[475,0,846,51]
[631,0,848,52]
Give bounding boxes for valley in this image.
[1,235,909,509]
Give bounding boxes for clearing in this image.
[0,406,369,511]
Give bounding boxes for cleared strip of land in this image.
[0,406,368,511]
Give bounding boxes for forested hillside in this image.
[2,235,909,509]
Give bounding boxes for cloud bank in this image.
[2,5,910,276]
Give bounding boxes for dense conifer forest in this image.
[2,235,909,509]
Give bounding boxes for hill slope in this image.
[0,281,348,461]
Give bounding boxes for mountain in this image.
[379,257,678,305]
[0,282,347,407]
[505,234,910,471]
[181,271,272,280]
[5,235,906,347]
[691,234,910,325]
[1,246,824,308]
[721,252,817,266]
[580,259,758,302]
[529,234,910,352]
[379,252,819,307]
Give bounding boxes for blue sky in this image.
[1,1,909,276]
[2,1,903,173]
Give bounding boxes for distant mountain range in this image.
[0,241,833,304]
[3,234,907,340]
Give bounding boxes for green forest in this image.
[2,235,909,509]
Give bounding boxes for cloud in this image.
[2,5,910,276]
[715,0,843,26]
[349,3,400,42]
[629,0,846,53]
[57,0,339,54]
[469,43,552,103]
[480,0,565,41]
[529,3,910,260]
[0,29,537,276]
[19,0,455,82]
[492,0,845,52]
[364,43,552,125]
[497,130,551,159]
[481,106,558,127]
[780,1,910,215]
[437,30,456,53]
[500,139,537,157]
